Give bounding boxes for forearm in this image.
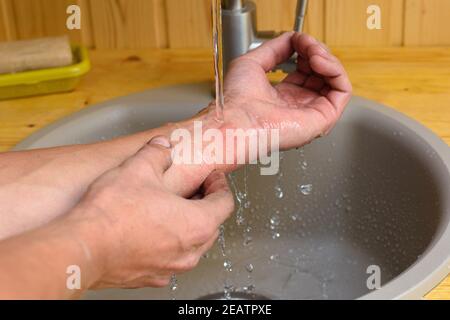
[0,215,102,299]
[0,105,257,240]
[0,123,175,240]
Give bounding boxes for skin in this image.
[0,137,234,298]
[0,33,352,299]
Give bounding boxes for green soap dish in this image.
[0,45,90,100]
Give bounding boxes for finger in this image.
[196,230,219,257]
[190,193,203,200]
[163,164,213,197]
[125,136,173,176]
[292,32,323,60]
[292,33,351,93]
[303,74,326,92]
[309,55,351,91]
[297,58,313,74]
[173,230,219,273]
[307,41,338,62]
[292,33,352,111]
[282,71,307,86]
[292,33,340,70]
[241,31,295,72]
[120,273,172,289]
[310,55,352,112]
[203,171,230,195]
[196,171,235,227]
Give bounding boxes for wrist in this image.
[59,208,109,291]
[168,103,256,170]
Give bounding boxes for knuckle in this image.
[130,156,159,177]
[223,193,236,214]
[185,209,216,245]
[184,255,201,271]
[153,277,171,288]
[172,255,201,273]
[192,222,213,245]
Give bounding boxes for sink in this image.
[15,83,450,299]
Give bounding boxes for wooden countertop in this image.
[0,47,449,299]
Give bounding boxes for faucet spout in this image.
[222,0,243,10]
[294,0,308,32]
[222,0,309,73]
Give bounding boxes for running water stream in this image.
[212,0,225,121]
[170,1,319,300]
[171,0,227,299]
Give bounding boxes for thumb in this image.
[196,171,235,228]
[123,136,173,177]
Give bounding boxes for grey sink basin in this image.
[15,83,450,300]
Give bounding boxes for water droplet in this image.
[223,283,234,300]
[236,215,245,226]
[299,184,313,195]
[272,232,281,239]
[270,215,281,227]
[301,161,308,170]
[275,185,284,199]
[242,284,255,293]
[245,263,254,273]
[169,274,178,298]
[218,225,226,256]
[270,254,279,261]
[224,260,233,272]
[243,236,253,246]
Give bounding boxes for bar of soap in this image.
[0,36,73,74]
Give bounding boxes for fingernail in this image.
[148,136,171,148]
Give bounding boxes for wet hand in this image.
[65,136,234,289]
[222,32,352,149]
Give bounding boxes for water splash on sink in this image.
[299,184,313,195]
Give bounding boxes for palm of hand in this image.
[223,32,352,149]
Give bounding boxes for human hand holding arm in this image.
[0,137,234,299]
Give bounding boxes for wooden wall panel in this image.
[0,0,93,45]
[253,0,324,40]
[10,0,46,39]
[10,0,90,44]
[303,0,325,41]
[89,0,167,49]
[325,0,404,46]
[404,0,450,46]
[1,0,450,48]
[166,0,211,48]
[76,0,95,47]
[0,0,16,42]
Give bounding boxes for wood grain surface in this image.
[1,0,450,48]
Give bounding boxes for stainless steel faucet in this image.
[222,0,308,73]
